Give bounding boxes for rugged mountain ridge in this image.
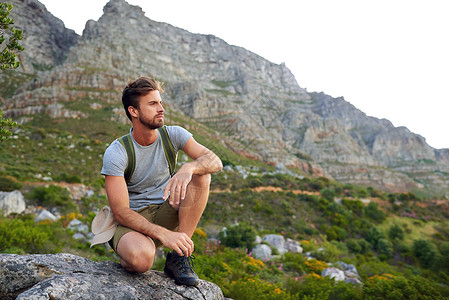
[2,0,449,196]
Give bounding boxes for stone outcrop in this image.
[0,253,224,300]
[252,234,303,260]
[2,0,449,195]
[0,190,26,216]
[8,0,79,73]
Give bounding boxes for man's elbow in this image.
[215,156,223,172]
[109,206,129,225]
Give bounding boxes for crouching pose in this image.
[97,76,222,286]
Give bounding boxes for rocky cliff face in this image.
[2,0,448,195]
[8,0,79,73]
[0,253,223,299]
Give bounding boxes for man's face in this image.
[134,90,165,129]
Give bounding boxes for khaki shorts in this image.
[109,200,179,251]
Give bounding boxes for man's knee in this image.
[125,247,155,273]
[117,233,156,273]
[191,173,211,188]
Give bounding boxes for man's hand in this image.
[159,230,194,257]
[163,165,193,208]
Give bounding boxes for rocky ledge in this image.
[0,253,224,300]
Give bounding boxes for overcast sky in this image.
[38,0,449,149]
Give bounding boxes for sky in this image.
[38,0,449,149]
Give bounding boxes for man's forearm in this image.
[113,208,169,240]
[184,150,222,175]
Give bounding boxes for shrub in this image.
[366,227,386,249]
[363,274,442,299]
[439,242,449,273]
[227,277,290,300]
[364,202,386,222]
[388,224,405,241]
[285,273,361,300]
[376,238,393,260]
[26,185,75,211]
[342,199,364,216]
[54,172,82,183]
[281,252,305,273]
[0,174,22,191]
[320,188,336,201]
[218,223,256,250]
[347,239,371,254]
[0,215,63,253]
[413,239,438,269]
[303,259,328,274]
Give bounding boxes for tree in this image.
[1,2,23,141]
[1,2,24,70]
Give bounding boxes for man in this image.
[100,76,222,286]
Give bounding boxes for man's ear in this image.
[128,106,138,118]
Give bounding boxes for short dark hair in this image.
[122,76,164,120]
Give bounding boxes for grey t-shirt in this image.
[101,125,192,210]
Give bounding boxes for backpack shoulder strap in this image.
[158,125,177,177]
[118,134,135,184]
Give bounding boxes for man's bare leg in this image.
[178,174,211,238]
[116,231,156,273]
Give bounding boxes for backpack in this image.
[118,125,177,184]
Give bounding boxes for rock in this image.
[0,253,224,300]
[285,238,303,253]
[321,267,345,281]
[67,219,89,234]
[34,210,58,222]
[262,234,286,254]
[72,233,86,240]
[0,190,26,216]
[252,244,272,260]
[337,261,360,278]
[345,277,363,285]
[8,0,79,73]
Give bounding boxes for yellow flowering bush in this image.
[60,212,83,228]
[303,259,328,274]
[227,277,292,300]
[367,273,395,282]
[194,227,208,238]
[245,256,265,273]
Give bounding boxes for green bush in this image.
[388,224,405,241]
[363,274,442,299]
[281,252,305,273]
[54,172,82,183]
[364,202,386,222]
[320,188,336,201]
[218,223,257,250]
[413,239,438,269]
[439,242,449,273]
[366,227,386,249]
[0,174,22,191]
[376,238,393,260]
[26,185,75,211]
[347,238,371,254]
[0,215,63,253]
[285,274,361,300]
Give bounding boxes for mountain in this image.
[2,0,449,197]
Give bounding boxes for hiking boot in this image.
[164,251,199,286]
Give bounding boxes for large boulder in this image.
[321,267,345,281]
[285,238,303,253]
[0,253,224,300]
[262,234,286,254]
[0,190,26,216]
[252,244,272,260]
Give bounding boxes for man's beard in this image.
[139,114,164,129]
